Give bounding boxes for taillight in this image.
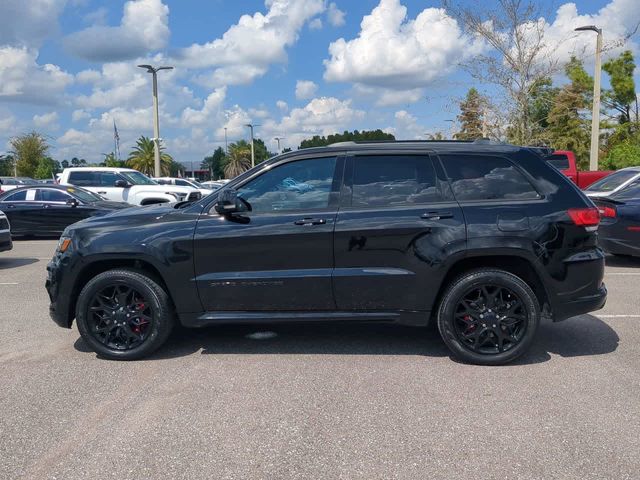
[597,206,617,218]
[568,208,600,230]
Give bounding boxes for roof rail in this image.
[328,138,509,147]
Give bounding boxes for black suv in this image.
[46,141,606,365]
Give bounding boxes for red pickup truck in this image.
[545,150,612,189]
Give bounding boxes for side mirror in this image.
[66,197,79,207]
[214,189,250,215]
[114,179,129,188]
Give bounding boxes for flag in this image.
[113,120,121,160]
[113,120,120,141]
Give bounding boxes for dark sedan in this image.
[593,178,640,257]
[0,185,132,236]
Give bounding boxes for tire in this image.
[437,269,540,365]
[76,269,175,360]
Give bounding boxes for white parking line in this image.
[606,272,640,276]
[0,282,19,285]
[598,315,640,318]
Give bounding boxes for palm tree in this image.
[127,136,173,175]
[224,141,251,178]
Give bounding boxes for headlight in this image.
[166,192,187,200]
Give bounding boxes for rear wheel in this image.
[437,269,539,365]
[76,269,175,360]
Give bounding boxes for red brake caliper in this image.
[132,300,148,333]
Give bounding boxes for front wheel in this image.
[437,269,540,365]
[76,269,175,360]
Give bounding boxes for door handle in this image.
[421,211,453,220]
[294,218,327,226]
[7,204,16,209]
[97,191,107,194]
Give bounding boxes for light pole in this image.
[274,136,285,153]
[244,123,260,167]
[138,64,173,177]
[445,119,456,139]
[575,25,602,171]
[224,127,228,154]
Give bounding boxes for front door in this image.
[333,153,466,312]
[193,155,343,311]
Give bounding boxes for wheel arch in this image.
[433,253,551,321]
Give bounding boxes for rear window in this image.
[585,170,639,192]
[351,155,443,207]
[68,171,97,186]
[3,190,27,201]
[440,154,540,201]
[546,154,570,170]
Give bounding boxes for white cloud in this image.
[172,0,325,86]
[276,100,289,112]
[71,109,91,122]
[0,46,73,103]
[0,0,66,47]
[64,0,170,62]
[181,88,227,127]
[327,2,346,27]
[393,110,425,139]
[309,18,323,30]
[295,80,319,99]
[353,84,424,107]
[323,0,484,105]
[58,128,94,146]
[33,111,59,128]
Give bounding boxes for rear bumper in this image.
[553,283,607,321]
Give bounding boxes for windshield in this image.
[120,171,158,185]
[188,180,205,188]
[611,180,640,200]
[585,170,639,192]
[65,186,104,203]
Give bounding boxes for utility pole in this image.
[575,25,602,171]
[244,123,260,167]
[138,64,173,177]
[445,119,455,140]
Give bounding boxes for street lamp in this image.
[274,136,285,153]
[445,119,456,140]
[244,123,260,167]
[575,25,602,171]
[138,64,173,177]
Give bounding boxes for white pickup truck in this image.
[58,167,202,205]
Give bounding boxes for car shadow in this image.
[74,313,619,365]
[0,257,39,269]
[605,254,640,268]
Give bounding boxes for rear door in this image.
[35,188,88,233]
[0,189,42,234]
[333,152,466,311]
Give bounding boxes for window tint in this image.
[237,157,337,212]
[441,155,540,201]
[155,179,171,185]
[611,180,640,200]
[4,190,27,201]
[99,172,119,186]
[37,189,71,202]
[351,155,442,207]
[546,154,570,170]
[68,171,97,186]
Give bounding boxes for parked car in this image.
[592,177,640,257]
[59,167,202,206]
[0,185,132,236]
[201,180,228,190]
[152,177,213,197]
[584,167,640,198]
[0,209,12,252]
[0,177,39,192]
[545,150,613,189]
[46,140,606,365]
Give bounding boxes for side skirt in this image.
[179,310,430,328]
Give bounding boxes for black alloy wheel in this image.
[76,269,174,360]
[437,269,540,365]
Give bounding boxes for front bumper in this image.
[0,228,11,252]
[46,256,74,328]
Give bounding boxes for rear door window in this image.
[36,189,72,202]
[350,155,443,207]
[68,171,97,186]
[440,154,540,201]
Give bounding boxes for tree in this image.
[103,152,126,168]
[299,129,395,149]
[34,157,57,179]
[10,132,49,177]
[127,136,173,176]
[61,159,69,169]
[602,137,640,170]
[546,57,592,169]
[224,141,251,178]
[455,88,485,140]
[252,138,276,164]
[603,50,638,124]
[0,155,15,176]
[444,0,560,144]
[202,147,227,179]
[70,157,87,167]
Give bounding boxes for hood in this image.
[89,200,133,210]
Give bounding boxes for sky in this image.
[0,0,639,167]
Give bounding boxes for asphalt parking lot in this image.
[1,239,639,480]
